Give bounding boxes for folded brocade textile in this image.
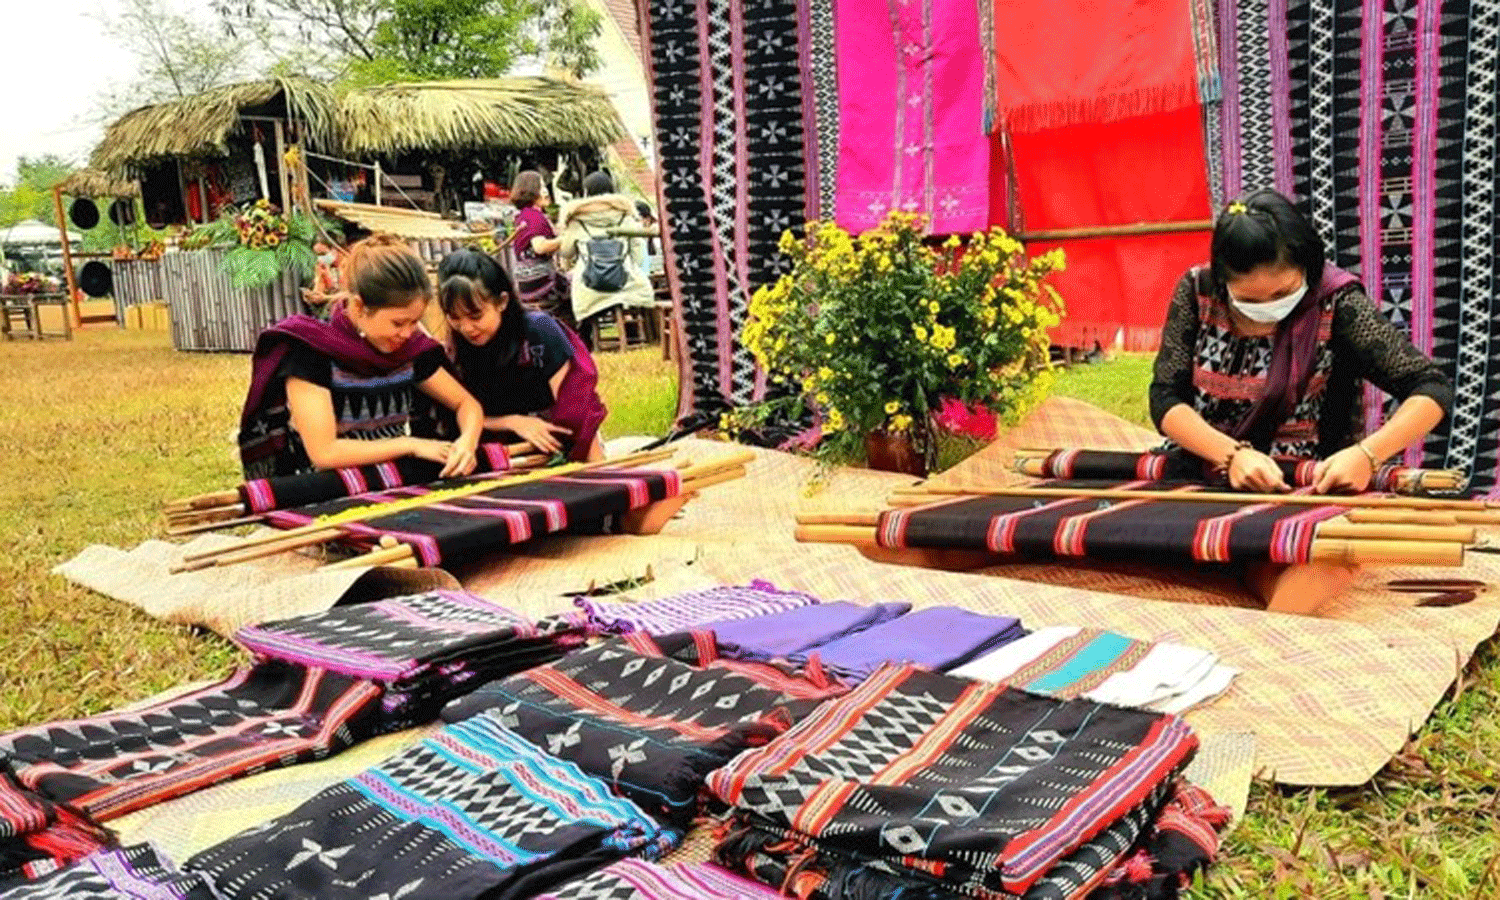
[706,600,911,661]
[0,844,216,900]
[790,606,1025,679]
[263,467,682,566]
[1092,782,1231,900]
[440,633,830,828]
[1029,448,1460,496]
[571,581,821,636]
[0,761,113,893]
[652,631,852,702]
[951,626,1238,715]
[708,665,1198,898]
[185,713,675,900]
[878,480,1344,565]
[239,443,519,514]
[235,590,582,730]
[0,661,384,822]
[534,859,783,900]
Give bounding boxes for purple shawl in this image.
[238,303,443,476]
[1230,264,1357,447]
[545,318,608,461]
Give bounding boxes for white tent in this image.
[0,220,81,246]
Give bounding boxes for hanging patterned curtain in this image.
[640,0,808,432]
[983,0,1221,352]
[1218,0,1500,492]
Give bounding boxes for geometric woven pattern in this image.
[535,859,782,900]
[184,714,674,900]
[707,665,1198,897]
[0,845,217,900]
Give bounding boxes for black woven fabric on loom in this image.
[878,479,1341,564]
[707,666,1198,899]
[0,661,384,823]
[440,634,824,829]
[264,469,679,565]
[235,590,583,732]
[644,0,810,437]
[237,443,516,513]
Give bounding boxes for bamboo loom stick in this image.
[792,523,1466,567]
[889,482,1500,514]
[319,462,752,571]
[170,528,345,573]
[794,508,1475,544]
[176,447,680,567]
[166,513,266,537]
[1016,219,1215,241]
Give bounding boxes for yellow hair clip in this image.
[1226,201,1248,215]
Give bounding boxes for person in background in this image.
[1150,188,1451,615]
[634,200,663,279]
[238,234,485,479]
[301,241,343,315]
[437,248,606,461]
[507,170,569,324]
[555,171,655,348]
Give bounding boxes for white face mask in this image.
[1230,280,1307,324]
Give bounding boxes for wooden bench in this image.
[0,293,72,340]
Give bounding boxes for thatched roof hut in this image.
[56,168,140,199]
[91,78,338,174]
[334,78,625,155]
[91,76,623,173]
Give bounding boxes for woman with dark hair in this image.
[238,235,485,479]
[555,170,655,345]
[507,170,567,322]
[437,248,607,461]
[1150,188,1451,613]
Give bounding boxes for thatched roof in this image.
[90,77,338,173]
[90,76,623,174]
[56,169,140,199]
[333,78,624,155]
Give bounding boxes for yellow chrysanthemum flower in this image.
[884,400,900,415]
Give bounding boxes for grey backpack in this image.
[579,216,629,293]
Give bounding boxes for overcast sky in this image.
[2,1,136,185]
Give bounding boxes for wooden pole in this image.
[888,483,1500,514]
[273,120,290,210]
[1017,220,1215,242]
[51,186,82,327]
[166,513,265,536]
[792,523,1465,567]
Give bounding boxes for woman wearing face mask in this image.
[436,248,606,461]
[238,234,485,479]
[1150,190,1451,613]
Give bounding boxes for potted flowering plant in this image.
[194,199,339,290]
[730,211,1065,474]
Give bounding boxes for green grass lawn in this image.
[0,332,1494,896]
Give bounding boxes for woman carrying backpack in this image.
[555,171,655,348]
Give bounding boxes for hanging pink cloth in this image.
[833,0,990,235]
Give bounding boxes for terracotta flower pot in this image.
[865,428,932,477]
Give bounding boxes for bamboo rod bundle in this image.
[888,482,1500,516]
[792,522,1466,567]
[321,455,753,571]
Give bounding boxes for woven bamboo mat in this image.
[53,534,458,636]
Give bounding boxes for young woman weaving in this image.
[436,248,607,461]
[238,235,485,480]
[1150,189,1451,613]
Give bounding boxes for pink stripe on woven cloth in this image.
[1358,0,1387,438]
[1407,0,1440,479]
[242,479,276,514]
[1267,0,1294,195]
[1214,0,1243,196]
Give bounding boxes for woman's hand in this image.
[404,438,479,478]
[1310,445,1374,494]
[1228,447,1290,493]
[498,416,572,456]
[439,440,478,479]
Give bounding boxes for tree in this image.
[0,156,76,227]
[213,0,603,82]
[95,0,261,116]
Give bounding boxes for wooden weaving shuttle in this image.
[1385,578,1487,592]
[1416,590,1478,608]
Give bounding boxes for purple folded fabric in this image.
[573,581,819,635]
[705,601,912,660]
[795,606,1026,679]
